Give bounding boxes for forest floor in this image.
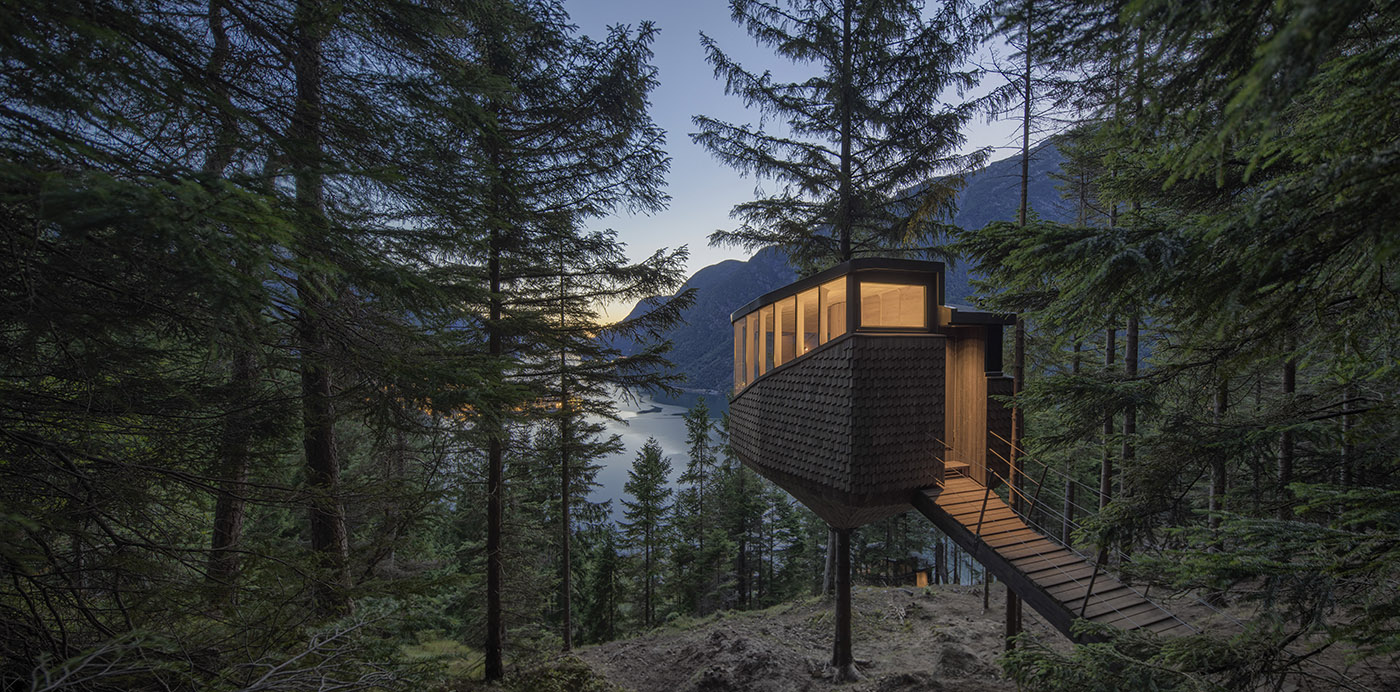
[577,583,1058,692]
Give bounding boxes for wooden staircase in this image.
[912,473,1194,640]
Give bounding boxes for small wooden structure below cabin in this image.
[728,258,1013,528]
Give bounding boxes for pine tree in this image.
[435,1,681,676]
[670,398,733,615]
[576,521,625,644]
[694,0,985,270]
[621,437,673,629]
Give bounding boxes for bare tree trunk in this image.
[1341,382,1354,487]
[1121,314,1137,498]
[1063,340,1080,544]
[1279,349,1296,519]
[1210,381,1228,530]
[209,349,255,604]
[204,0,254,608]
[831,527,859,681]
[817,530,833,596]
[485,230,505,678]
[558,262,573,651]
[560,394,572,650]
[291,0,350,618]
[836,1,853,260]
[1100,327,1116,510]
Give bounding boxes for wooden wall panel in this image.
[944,328,987,483]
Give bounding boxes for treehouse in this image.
[728,258,1014,529]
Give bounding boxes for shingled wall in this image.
[729,333,946,526]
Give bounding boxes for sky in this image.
[564,0,1023,320]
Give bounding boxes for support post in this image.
[831,527,859,681]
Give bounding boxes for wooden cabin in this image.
[728,258,1013,529]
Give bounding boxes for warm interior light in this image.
[860,281,925,328]
[820,278,846,344]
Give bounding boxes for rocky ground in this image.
[578,584,1062,692]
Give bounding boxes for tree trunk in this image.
[560,394,572,650]
[1341,381,1354,487]
[1209,380,1228,530]
[1064,339,1080,544]
[485,223,505,677]
[291,0,350,618]
[1121,314,1137,498]
[208,349,255,604]
[644,537,653,627]
[558,260,573,650]
[831,527,859,681]
[836,1,854,260]
[1005,4,1030,638]
[1279,351,1296,518]
[204,0,252,608]
[1100,327,1116,510]
[822,528,836,596]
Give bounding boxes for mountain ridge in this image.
[619,142,1071,393]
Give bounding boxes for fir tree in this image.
[621,437,673,629]
[694,0,985,270]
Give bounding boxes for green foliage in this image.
[964,1,1400,687]
[0,0,685,686]
[695,0,986,268]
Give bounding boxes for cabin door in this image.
[944,328,988,486]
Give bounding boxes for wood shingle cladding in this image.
[729,333,945,528]
[728,258,1011,529]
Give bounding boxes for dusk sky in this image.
[565,0,1022,319]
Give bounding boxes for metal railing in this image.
[933,447,1196,633]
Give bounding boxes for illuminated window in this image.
[860,282,925,328]
[760,304,775,373]
[797,288,818,355]
[819,278,846,344]
[775,297,796,366]
[733,320,747,390]
[746,312,758,383]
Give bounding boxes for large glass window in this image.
[797,288,818,355]
[760,304,775,373]
[746,312,758,384]
[819,278,847,344]
[775,297,796,366]
[733,320,747,391]
[860,281,926,328]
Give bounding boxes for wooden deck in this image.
[911,475,1195,640]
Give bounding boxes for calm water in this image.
[590,391,726,520]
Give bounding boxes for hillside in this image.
[619,142,1071,392]
[578,585,1057,692]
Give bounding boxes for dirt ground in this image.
[578,584,1061,692]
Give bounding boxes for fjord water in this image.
[591,391,726,519]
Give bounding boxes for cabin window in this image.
[733,320,747,391]
[775,297,796,366]
[860,281,926,328]
[746,312,759,384]
[797,288,818,355]
[759,305,775,374]
[819,278,847,344]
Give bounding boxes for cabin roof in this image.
[729,257,1012,326]
[730,258,944,323]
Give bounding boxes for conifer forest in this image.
[1,0,1398,690]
